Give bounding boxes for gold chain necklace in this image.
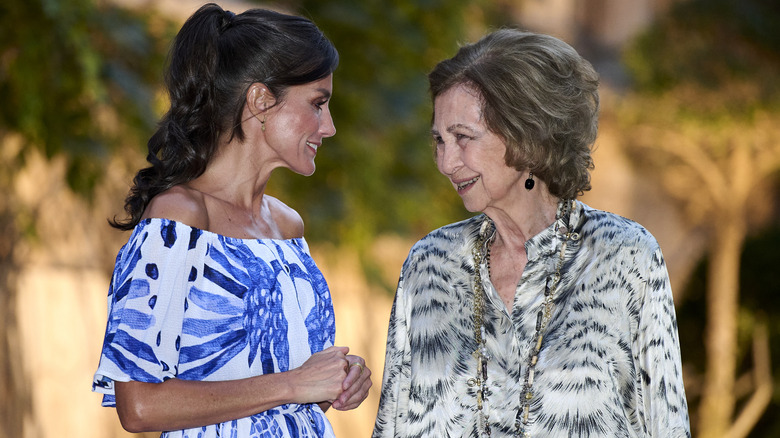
[470,199,578,437]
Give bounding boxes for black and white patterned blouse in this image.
[373,201,690,437]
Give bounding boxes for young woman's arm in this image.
[115,346,350,433]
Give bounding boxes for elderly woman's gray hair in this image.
[428,28,600,200]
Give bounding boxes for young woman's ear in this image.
[246,83,275,116]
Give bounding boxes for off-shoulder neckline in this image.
[137,217,305,243]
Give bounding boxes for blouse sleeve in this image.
[373,257,414,438]
[635,245,691,437]
[92,220,206,407]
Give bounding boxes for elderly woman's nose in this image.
[437,143,462,175]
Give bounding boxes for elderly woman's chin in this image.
[454,191,485,213]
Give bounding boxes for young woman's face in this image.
[432,84,524,213]
[264,74,335,176]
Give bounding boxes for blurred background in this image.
[1,0,779,437]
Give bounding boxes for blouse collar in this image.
[476,200,583,263]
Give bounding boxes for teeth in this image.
[306,142,318,151]
[457,176,479,189]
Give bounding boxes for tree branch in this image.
[635,125,729,207]
[728,321,773,438]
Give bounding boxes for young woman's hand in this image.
[331,354,372,410]
[290,346,350,404]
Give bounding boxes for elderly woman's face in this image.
[432,85,524,213]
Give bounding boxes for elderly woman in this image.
[373,29,690,437]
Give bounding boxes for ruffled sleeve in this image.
[92,219,206,407]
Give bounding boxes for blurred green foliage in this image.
[0,0,175,196]
[623,0,780,117]
[268,0,499,248]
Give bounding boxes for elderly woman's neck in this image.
[484,191,560,253]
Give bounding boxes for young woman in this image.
[93,4,371,437]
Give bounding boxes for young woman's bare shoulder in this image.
[265,195,304,239]
[142,185,209,230]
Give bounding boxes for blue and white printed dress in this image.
[93,218,337,437]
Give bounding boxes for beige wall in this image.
[15,243,396,438]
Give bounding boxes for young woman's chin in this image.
[295,163,316,177]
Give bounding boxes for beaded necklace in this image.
[470,199,577,437]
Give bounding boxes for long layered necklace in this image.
[470,199,578,438]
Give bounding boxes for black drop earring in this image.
[525,172,535,190]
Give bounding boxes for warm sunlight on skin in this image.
[262,75,336,177]
[432,84,524,214]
